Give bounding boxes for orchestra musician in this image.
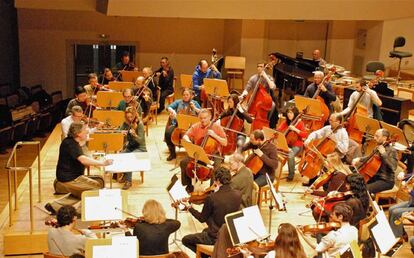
[192,59,221,106]
[164,88,201,161]
[113,51,136,78]
[388,182,414,241]
[352,128,397,194]
[239,62,279,129]
[117,88,141,114]
[47,205,96,257]
[299,202,358,258]
[241,129,279,187]
[61,106,85,139]
[181,167,241,254]
[44,123,112,215]
[228,153,253,208]
[179,109,227,193]
[132,199,180,255]
[302,113,349,186]
[304,71,336,114]
[155,57,175,113]
[65,86,89,116]
[101,68,116,85]
[276,106,308,181]
[84,73,108,98]
[339,79,382,119]
[134,77,153,123]
[264,223,307,258]
[119,107,147,190]
[142,67,158,101]
[312,49,327,67]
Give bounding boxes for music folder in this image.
[225,205,269,246]
[81,189,128,221]
[166,174,190,211]
[367,210,401,255]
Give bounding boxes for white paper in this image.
[105,153,151,173]
[112,236,137,258]
[266,174,284,210]
[169,180,190,201]
[92,245,114,258]
[242,205,268,239]
[233,216,257,244]
[84,195,123,221]
[371,210,399,254]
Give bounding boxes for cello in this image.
[283,106,309,147]
[221,106,245,155]
[244,133,278,175]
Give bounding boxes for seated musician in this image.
[84,73,108,98]
[299,202,358,258]
[132,199,180,255]
[113,51,136,78]
[229,153,253,208]
[312,49,327,67]
[119,107,147,190]
[179,109,227,193]
[239,61,279,128]
[388,188,414,241]
[241,129,279,187]
[165,88,200,161]
[303,113,349,186]
[192,59,221,106]
[44,123,113,215]
[352,128,397,194]
[218,93,253,150]
[48,205,96,257]
[304,71,336,114]
[181,167,241,253]
[142,67,158,101]
[65,86,89,116]
[101,68,116,85]
[276,106,308,181]
[155,56,175,113]
[339,79,382,119]
[61,106,85,138]
[117,88,140,112]
[369,69,394,97]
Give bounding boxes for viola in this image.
[221,107,245,155]
[298,222,341,235]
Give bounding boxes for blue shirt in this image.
[168,99,200,126]
[192,65,221,97]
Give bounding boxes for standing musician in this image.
[352,128,397,194]
[304,71,336,114]
[132,199,180,255]
[312,49,327,67]
[65,86,89,116]
[83,73,109,98]
[155,57,174,113]
[302,113,349,186]
[47,205,96,257]
[298,202,358,258]
[239,62,279,129]
[228,153,254,208]
[164,88,201,161]
[241,129,279,187]
[119,107,147,190]
[181,167,241,254]
[142,67,158,101]
[179,109,227,193]
[277,106,308,181]
[113,51,136,79]
[101,68,116,85]
[339,79,382,119]
[192,59,221,106]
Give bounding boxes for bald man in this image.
[192,59,221,105]
[312,49,327,67]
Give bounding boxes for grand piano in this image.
[343,87,414,125]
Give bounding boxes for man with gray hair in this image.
[61,105,84,138]
[304,70,336,114]
[229,153,253,208]
[44,122,113,214]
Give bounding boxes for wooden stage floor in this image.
[0,113,412,257]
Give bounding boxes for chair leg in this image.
[397,58,402,84]
[140,171,144,183]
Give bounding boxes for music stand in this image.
[96,91,123,109]
[81,189,128,222]
[93,110,125,128]
[176,114,199,132]
[203,78,230,97]
[108,81,134,92]
[180,74,193,88]
[88,133,124,154]
[294,95,322,117]
[380,121,409,147]
[265,174,285,235]
[181,141,212,182]
[85,237,138,258]
[120,71,143,82]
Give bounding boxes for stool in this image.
[196,244,214,258]
[256,180,279,208]
[389,36,412,84]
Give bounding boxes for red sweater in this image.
[277,120,308,147]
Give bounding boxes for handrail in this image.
[5,141,41,230]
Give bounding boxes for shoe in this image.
[167,154,176,161]
[44,203,56,215]
[185,185,194,194]
[122,181,132,190]
[302,181,311,187]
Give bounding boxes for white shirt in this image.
[304,125,349,155]
[61,115,75,138]
[341,89,380,118]
[315,223,358,258]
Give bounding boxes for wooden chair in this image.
[255,179,279,209]
[196,244,214,258]
[165,77,176,106]
[225,56,246,90]
[396,87,414,115]
[374,180,402,209]
[43,252,67,258]
[180,74,193,89]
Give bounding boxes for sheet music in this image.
[233,216,257,244]
[92,245,114,258]
[112,236,137,258]
[105,153,151,173]
[84,189,123,221]
[168,180,190,202]
[266,174,284,210]
[242,206,268,239]
[371,210,399,254]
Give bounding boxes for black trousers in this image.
[182,229,216,254]
[158,89,174,113]
[367,177,394,194]
[165,124,177,156]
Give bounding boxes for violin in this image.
[308,191,354,219]
[226,240,275,257]
[188,183,217,204]
[298,222,341,235]
[120,216,145,228]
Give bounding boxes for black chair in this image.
[389,36,412,84]
[50,91,63,105]
[363,61,385,81]
[0,126,13,154]
[30,84,43,95]
[26,114,40,140]
[12,120,28,143]
[0,84,12,98]
[6,94,20,109]
[37,112,52,135]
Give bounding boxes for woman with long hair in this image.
[267,223,306,258]
[345,173,370,226]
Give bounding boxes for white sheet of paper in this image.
[233,216,256,244]
[84,195,122,221]
[92,245,114,258]
[371,210,399,254]
[266,174,284,209]
[169,180,190,201]
[105,153,151,173]
[112,236,137,258]
[242,205,268,239]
